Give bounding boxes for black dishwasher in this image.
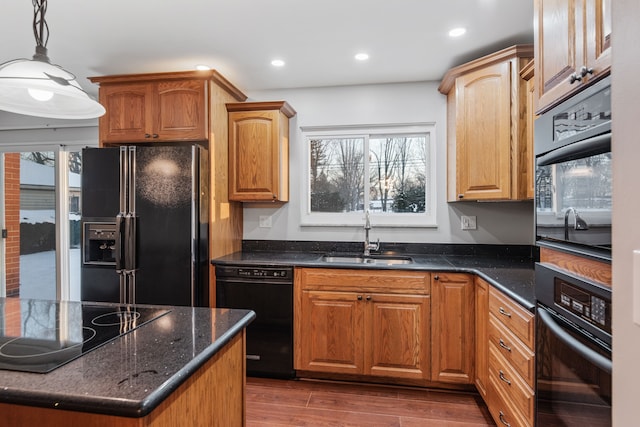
[215,265,294,378]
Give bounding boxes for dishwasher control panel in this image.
[215,265,293,281]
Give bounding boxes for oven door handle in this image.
[538,308,612,374]
[537,132,610,166]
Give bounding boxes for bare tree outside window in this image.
[309,134,427,215]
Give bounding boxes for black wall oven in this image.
[535,263,612,426]
[535,76,612,256]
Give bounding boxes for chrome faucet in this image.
[364,210,380,256]
[564,207,589,240]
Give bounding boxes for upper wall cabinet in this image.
[439,45,534,202]
[534,0,612,113]
[226,101,296,203]
[90,71,221,144]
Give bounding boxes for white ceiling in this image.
[0,0,533,97]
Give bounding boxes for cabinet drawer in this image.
[487,373,533,427]
[296,268,430,294]
[488,345,534,424]
[488,314,535,387]
[489,288,534,348]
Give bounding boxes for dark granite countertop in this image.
[0,298,255,417]
[212,249,536,311]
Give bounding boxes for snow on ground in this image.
[18,248,81,301]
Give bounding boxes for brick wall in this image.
[4,153,20,297]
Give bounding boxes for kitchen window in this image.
[301,124,436,227]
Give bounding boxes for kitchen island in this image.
[0,298,255,427]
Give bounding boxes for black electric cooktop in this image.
[0,299,170,373]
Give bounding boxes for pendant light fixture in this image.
[0,0,105,119]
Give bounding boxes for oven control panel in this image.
[555,279,611,334]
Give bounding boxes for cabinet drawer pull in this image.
[498,411,511,427]
[499,338,512,352]
[498,307,512,318]
[499,370,511,385]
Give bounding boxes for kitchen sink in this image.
[321,254,413,265]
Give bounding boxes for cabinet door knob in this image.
[366,295,372,301]
[144,133,151,138]
[152,134,159,138]
[458,194,464,199]
[434,275,439,280]
[579,66,594,78]
[357,295,363,301]
[569,72,582,84]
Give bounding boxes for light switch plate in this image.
[259,215,272,228]
[461,215,477,230]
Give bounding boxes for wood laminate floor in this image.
[246,377,496,426]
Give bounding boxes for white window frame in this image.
[300,123,437,228]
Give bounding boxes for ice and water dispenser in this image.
[83,222,117,265]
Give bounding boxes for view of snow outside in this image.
[17,155,82,301]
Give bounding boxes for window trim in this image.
[300,123,437,228]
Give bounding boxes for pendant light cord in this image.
[32,0,50,62]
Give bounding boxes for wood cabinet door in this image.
[475,277,490,398]
[155,79,207,141]
[365,293,430,380]
[99,83,153,143]
[455,62,511,200]
[228,110,282,201]
[534,0,584,113]
[584,0,612,76]
[431,273,475,384]
[295,290,364,375]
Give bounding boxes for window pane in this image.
[369,136,426,213]
[15,151,57,300]
[310,138,364,213]
[69,150,82,301]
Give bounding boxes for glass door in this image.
[0,148,82,301]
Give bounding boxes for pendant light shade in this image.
[0,0,105,119]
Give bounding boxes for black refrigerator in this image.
[80,145,209,307]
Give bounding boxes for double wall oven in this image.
[534,75,612,426]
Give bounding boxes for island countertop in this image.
[0,298,255,418]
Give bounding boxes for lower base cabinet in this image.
[481,285,536,427]
[294,268,431,381]
[294,267,535,424]
[431,273,475,384]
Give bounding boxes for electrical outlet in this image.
[461,215,477,230]
[259,215,272,228]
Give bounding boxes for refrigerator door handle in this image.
[119,271,126,304]
[124,213,137,271]
[115,213,126,272]
[119,146,128,213]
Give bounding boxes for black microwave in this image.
[534,76,612,257]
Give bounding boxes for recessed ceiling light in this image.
[271,59,285,67]
[355,53,369,61]
[448,27,467,37]
[195,64,211,71]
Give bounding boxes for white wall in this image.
[244,81,534,244]
[612,1,640,424]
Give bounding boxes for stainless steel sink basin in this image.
[321,255,413,265]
